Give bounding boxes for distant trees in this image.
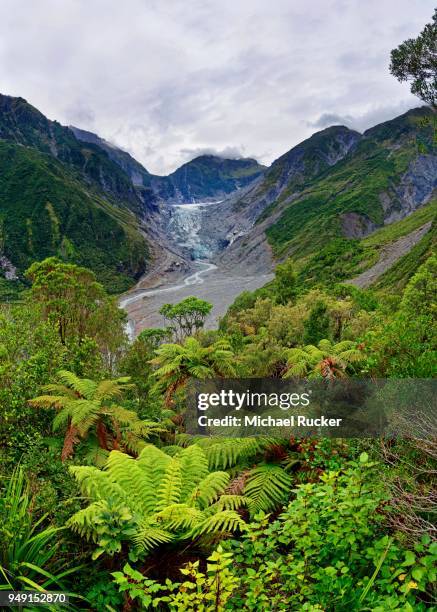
[284,339,365,380]
[159,296,213,342]
[273,258,297,305]
[390,8,437,108]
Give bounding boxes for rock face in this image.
[383,155,437,224]
[216,106,436,268]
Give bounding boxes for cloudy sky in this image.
[0,0,434,174]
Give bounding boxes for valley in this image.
[120,200,274,335]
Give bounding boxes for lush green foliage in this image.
[29,370,162,462]
[68,444,247,560]
[0,27,436,606]
[265,107,434,261]
[159,296,213,341]
[0,468,82,593]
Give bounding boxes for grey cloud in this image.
[0,0,434,174]
[179,145,250,163]
[308,113,355,129]
[308,100,420,133]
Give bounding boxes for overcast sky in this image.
[0,0,434,175]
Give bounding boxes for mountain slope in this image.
[217,107,436,278]
[69,125,158,210]
[71,126,266,204]
[0,140,148,292]
[0,94,153,292]
[265,107,436,257]
[0,95,146,214]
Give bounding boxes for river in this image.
[120,202,273,339]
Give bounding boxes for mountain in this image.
[68,125,157,209]
[153,155,266,203]
[217,107,436,283]
[0,95,151,291]
[71,127,266,204]
[0,95,148,214]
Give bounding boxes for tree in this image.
[400,254,436,318]
[67,445,247,559]
[303,301,331,345]
[160,296,213,342]
[284,339,364,380]
[390,9,437,107]
[29,370,162,462]
[274,259,297,305]
[25,257,105,345]
[119,327,173,418]
[151,337,237,405]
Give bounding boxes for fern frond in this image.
[210,494,250,512]
[94,378,133,401]
[155,459,182,511]
[69,465,125,503]
[137,445,172,491]
[105,450,155,515]
[70,399,100,435]
[193,510,246,536]
[52,408,72,432]
[133,523,173,552]
[191,471,230,509]
[195,437,270,470]
[67,501,109,541]
[28,395,70,409]
[162,445,183,457]
[57,370,97,398]
[244,465,292,515]
[338,349,364,363]
[178,445,209,502]
[155,504,203,531]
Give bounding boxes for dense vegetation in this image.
[0,246,435,610]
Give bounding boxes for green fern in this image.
[68,444,247,558]
[244,465,292,516]
[173,435,273,470]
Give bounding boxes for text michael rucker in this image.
[196,390,343,429]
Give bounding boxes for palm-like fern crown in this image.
[151,338,237,379]
[284,340,364,378]
[150,338,238,404]
[68,444,247,559]
[29,370,162,458]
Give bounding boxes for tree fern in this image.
[68,444,248,559]
[156,459,183,511]
[29,370,161,460]
[284,339,365,379]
